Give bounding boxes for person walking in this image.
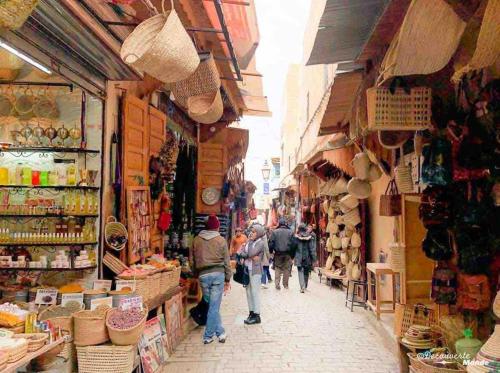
[238,224,266,325]
[268,218,293,290]
[290,223,317,293]
[229,227,247,258]
[192,214,231,344]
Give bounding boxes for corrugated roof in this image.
[307,0,390,66]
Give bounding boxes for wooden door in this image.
[402,196,434,304]
[197,143,226,214]
[149,106,167,254]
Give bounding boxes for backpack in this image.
[431,265,457,305]
[422,228,453,261]
[457,274,490,312]
[419,186,452,228]
[421,137,452,186]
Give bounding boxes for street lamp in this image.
[261,160,271,181]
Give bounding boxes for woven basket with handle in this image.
[120,0,199,83]
[187,90,224,124]
[73,309,109,346]
[103,252,129,275]
[104,216,128,251]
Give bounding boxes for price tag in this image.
[119,296,143,311]
[35,289,58,305]
[93,280,112,291]
[60,293,84,307]
[115,280,136,292]
[90,296,113,311]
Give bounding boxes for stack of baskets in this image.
[76,345,136,373]
[13,333,48,352]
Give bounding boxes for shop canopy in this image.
[318,70,363,136]
[304,134,356,177]
[306,0,390,66]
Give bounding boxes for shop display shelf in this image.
[0,185,99,190]
[0,266,97,272]
[0,337,65,373]
[0,242,98,247]
[0,213,98,218]
[0,147,99,155]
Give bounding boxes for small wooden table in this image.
[366,262,402,320]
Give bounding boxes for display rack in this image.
[0,338,65,373]
[0,266,96,272]
[0,147,99,155]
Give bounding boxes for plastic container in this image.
[32,170,40,186]
[21,167,32,185]
[455,329,482,364]
[40,170,49,186]
[0,168,8,184]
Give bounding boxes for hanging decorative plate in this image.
[202,187,220,205]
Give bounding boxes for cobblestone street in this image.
[163,269,399,373]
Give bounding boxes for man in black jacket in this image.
[268,218,293,290]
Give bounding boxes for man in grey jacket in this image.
[268,218,293,290]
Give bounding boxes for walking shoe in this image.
[244,314,261,325]
[245,311,255,324]
[300,288,305,293]
[218,333,227,343]
[261,284,268,289]
[275,285,281,290]
[203,336,215,344]
[284,286,289,289]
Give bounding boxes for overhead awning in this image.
[237,55,271,117]
[319,70,364,136]
[307,0,390,66]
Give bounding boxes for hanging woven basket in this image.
[187,90,224,124]
[168,53,221,107]
[104,216,128,251]
[120,0,200,83]
[0,0,38,30]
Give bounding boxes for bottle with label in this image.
[56,164,67,186]
[66,164,77,186]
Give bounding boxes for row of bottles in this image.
[0,163,79,186]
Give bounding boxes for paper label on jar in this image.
[119,296,143,311]
[93,280,112,292]
[90,296,113,311]
[35,289,58,305]
[115,280,136,292]
[61,293,84,307]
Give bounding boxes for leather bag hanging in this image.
[379,179,402,216]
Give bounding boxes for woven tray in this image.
[14,333,48,352]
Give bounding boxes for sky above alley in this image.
[239,0,310,199]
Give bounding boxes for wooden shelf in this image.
[0,338,64,373]
[0,242,97,247]
[0,147,99,154]
[0,185,99,190]
[0,214,98,218]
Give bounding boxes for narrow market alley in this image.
[163,269,399,373]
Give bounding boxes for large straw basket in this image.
[389,242,406,271]
[120,0,199,83]
[187,90,224,124]
[149,272,161,298]
[160,270,169,290]
[167,266,182,290]
[104,216,128,251]
[106,308,148,346]
[0,0,38,30]
[73,309,109,346]
[103,252,129,275]
[117,276,149,302]
[395,303,436,338]
[169,53,221,106]
[76,345,135,373]
[367,87,431,131]
[408,353,466,373]
[14,333,48,352]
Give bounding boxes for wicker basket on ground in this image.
[76,345,136,373]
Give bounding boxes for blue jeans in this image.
[261,266,272,284]
[199,272,225,339]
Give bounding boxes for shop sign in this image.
[60,293,84,307]
[93,280,112,291]
[263,182,270,195]
[119,296,143,311]
[115,280,137,292]
[35,289,58,305]
[90,296,113,310]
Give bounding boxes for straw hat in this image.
[402,325,435,349]
[121,1,200,83]
[378,130,413,149]
[339,194,359,213]
[467,325,500,372]
[187,90,223,124]
[347,178,372,199]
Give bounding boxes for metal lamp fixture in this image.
[261,160,271,181]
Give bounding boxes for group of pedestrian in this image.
[192,213,317,344]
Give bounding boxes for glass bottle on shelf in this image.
[56,164,67,186]
[66,164,77,186]
[22,167,32,186]
[48,170,58,186]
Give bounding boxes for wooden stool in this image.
[366,262,402,320]
[345,280,367,311]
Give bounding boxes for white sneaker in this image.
[261,284,269,289]
[203,336,215,344]
[218,333,227,343]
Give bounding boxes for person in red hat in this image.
[193,214,231,344]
